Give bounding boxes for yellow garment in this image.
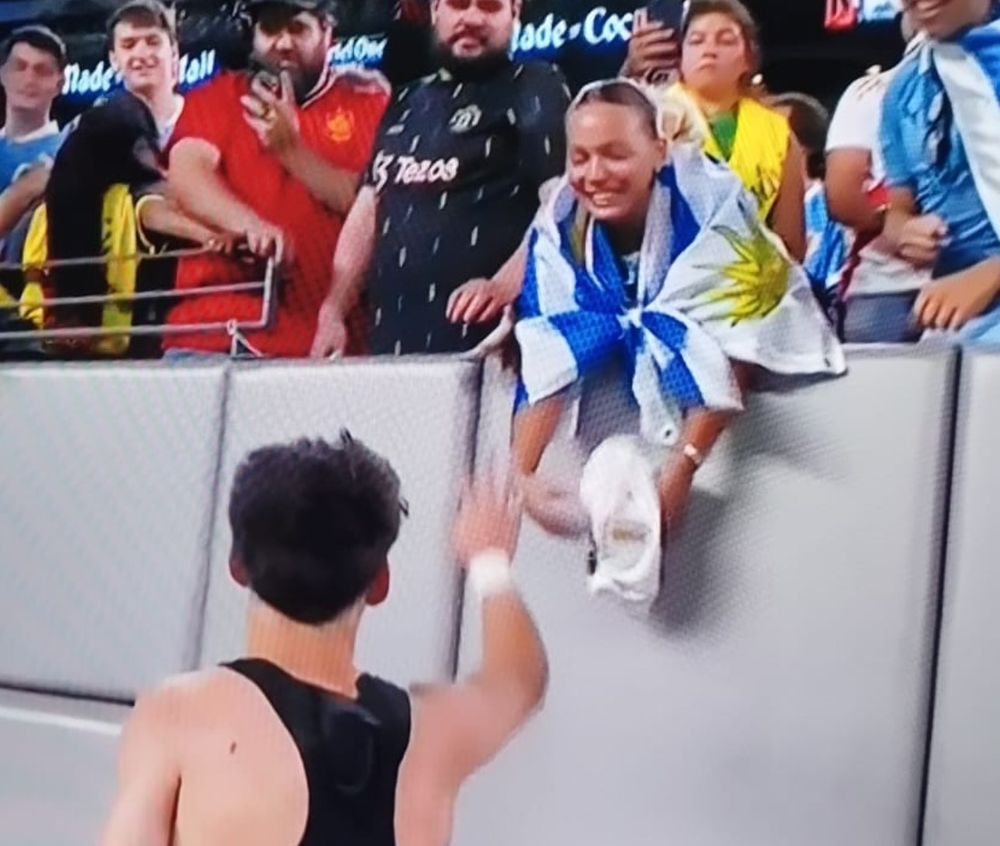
[19,183,143,356]
[669,85,790,220]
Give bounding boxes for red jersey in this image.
[165,69,388,355]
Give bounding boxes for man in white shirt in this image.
[825,13,926,341]
[107,0,186,147]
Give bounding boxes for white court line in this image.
[0,705,123,737]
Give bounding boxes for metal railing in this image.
[0,244,279,354]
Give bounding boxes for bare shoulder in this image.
[129,668,243,728]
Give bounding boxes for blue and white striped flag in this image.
[515,143,846,443]
[928,9,1000,246]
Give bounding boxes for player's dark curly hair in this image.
[228,432,405,624]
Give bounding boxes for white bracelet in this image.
[467,550,515,599]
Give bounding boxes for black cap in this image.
[106,0,177,44]
[244,0,335,15]
[2,25,68,69]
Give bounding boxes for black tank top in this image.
[223,658,411,846]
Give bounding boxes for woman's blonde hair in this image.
[570,78,705,145]
[570,79,661,138]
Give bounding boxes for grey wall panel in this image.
[0,364,227,699]
[454,347,955,846]
[0,689,127,846]
[197,359,480,687]
[924,350,1000,846]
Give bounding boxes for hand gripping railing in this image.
[0,242,279,355]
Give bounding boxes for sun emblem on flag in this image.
[326,108,355,143]
[697,219,790,325]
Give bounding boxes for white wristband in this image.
[467,550,515,600]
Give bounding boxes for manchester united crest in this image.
[326,108,355,143]
[449,104,482,134]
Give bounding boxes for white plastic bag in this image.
[579,436,663,609]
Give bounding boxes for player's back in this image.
[163,661,415,846]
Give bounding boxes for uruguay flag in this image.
[515,143,845,444]
[928,9,1000,245]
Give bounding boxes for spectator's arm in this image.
[99,691,181,846]
[770,135,807,263]
[512,392,565,475]
[327,185,376,316]
[876,78,922,252]
[447,237,529,325]
[657,362,752,530]
[441,66,568,329]
[135,194,231,251]
[621,10,680,80]
[168,138,264,235]
[826,148,885,233]
[242,73,378,216]
[825,75,887,233]
[0,166,49,239]
[913,256,1000,331]
[680,362,752,454]
[882,187,919,255]
[495,238,529,293]
[311,185,377,358]
[277,141,360,216]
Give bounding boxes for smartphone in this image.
[246,55,280,95]
[643,0,685,84]
[645,0,685,32]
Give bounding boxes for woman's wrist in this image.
[679,442,706,473]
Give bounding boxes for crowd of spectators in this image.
[0,0,995,362]
[0,0,993,540]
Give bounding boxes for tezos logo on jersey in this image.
[449,105,482,134]
[372,151,460,193]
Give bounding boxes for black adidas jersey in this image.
[364,60,570,355]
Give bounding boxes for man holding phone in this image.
[166,0,389,357]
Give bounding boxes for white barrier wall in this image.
[0,689,126,845]
[0,364,228,699]
[196,359,481,687]
[3,349,998,845]
[454,347,957,846]
[923,350,1000,846]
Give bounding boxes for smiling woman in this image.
[510,78,844,540]
[565,81,665,257]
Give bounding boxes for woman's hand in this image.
[447,276,518,325]
[622,9,681,81]
[518,473,589,538]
